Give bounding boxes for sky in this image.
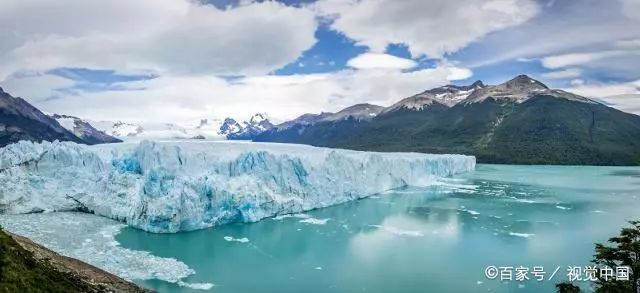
[0,0,639,124]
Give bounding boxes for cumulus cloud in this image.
[347,53,416,70]
[24,65,472,123]
[315,0,540,58]
[0,0,317,78]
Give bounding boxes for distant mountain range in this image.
[0,87,120,147]
[221,113,275,140]
[255,75,640,165]
[3,75,640,165]
[0,85,275,146]
[89,113,274,140]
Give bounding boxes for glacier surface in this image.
[0,140,475,233]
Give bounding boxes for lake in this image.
[2,164,639,292]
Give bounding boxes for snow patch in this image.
[0,212,213,290]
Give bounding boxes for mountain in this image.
[271,104,382,131]
[382,80,485,113]
[255,75,640,165]
[92,120,217,140]
[226,113,275,140]
[88,114,272,141]
[0,87,84,147]
[275,112,333,129]
[50,114,121,144]
[219,118,243,136]
[321,103,384,121]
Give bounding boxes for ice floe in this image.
[0,212,213,290]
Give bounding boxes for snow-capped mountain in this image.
[0,87,85,147]
[50,114,121,144]
[91,120,228,140]
[462,75,595,104]
[321,103,385,122]
[218,118,243,136]
[273,104,382,131]
[383,80,485,113]
[255,74,640,165]
[275,112,333,129]
[86,113,274,141]
[226,113,275,140]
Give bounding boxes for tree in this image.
[556,282,580,293]
[593,220,640,292]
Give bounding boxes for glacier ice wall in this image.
[0,140,475,233]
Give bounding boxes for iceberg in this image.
[0,140,475,233]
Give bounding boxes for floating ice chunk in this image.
[555,205,571,210]
[458,208,480,215]
[0,140,475,233]
[177,281,215,290]
[369,225,424,237]
[0,212,212,289]
[299,218,329,225]
[516,199,537,203]
[315,267,323,270]
[508,232,535,238]
[223,236,249,243]
[273,213,311,220]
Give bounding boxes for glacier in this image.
[0,140,475,233]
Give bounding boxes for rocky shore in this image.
[0,229,151,293]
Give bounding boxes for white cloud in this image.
[564,79,640,114]
[0,0,317,78]
[347,53,416,70]
[467,0,640,68]
[20,65,472,123]
[446,67,473,81]
[570,79,585,86]
[541,50,640,69]
[615,38,640,48]
[541,68,582,79]
[315,0,539,58]
[598,94,640,114]
[565,80,640,98]
[0,72,75,100]
[621,0,640,20]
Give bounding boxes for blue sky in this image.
[0,0,638,122]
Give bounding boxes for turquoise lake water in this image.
[113,164,640,292]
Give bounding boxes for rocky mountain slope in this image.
[51,114,121,144]
[0,87,84,147]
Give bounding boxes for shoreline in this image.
[5,231,152,293]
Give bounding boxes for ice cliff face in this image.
[0,140,475,233]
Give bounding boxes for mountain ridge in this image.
[255,75,640,165]
[1,87,85,147]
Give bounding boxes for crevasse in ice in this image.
[0,140,475,233]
